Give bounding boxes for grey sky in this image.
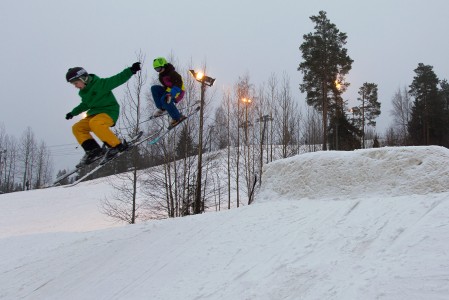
[1,0,449,171]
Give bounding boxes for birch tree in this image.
[19,127,36,190]
[390,86,412,145]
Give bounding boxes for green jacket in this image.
[70,68,133,124]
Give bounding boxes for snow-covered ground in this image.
[1,146,449,300]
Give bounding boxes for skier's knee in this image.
[151,85,165,100]
[72,121,83,135]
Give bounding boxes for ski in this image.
[51,167,79,187]
[49,153,105,187]
[148,106,200,145]
[63,131,150,187]
[145,100,200,122]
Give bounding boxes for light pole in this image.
[189,70,215,214]
[256,114,274,164]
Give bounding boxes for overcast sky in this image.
[1,0,449,171]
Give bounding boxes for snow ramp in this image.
[258,146,449,201]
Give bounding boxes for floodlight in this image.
[189,70,216,87]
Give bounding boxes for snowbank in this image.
[258,146,449,201]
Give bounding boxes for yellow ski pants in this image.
[72,113,121,147]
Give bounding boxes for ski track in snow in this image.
[1,146,449,299]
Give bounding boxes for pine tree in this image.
[357,82,381,148]
[298,10,353,150]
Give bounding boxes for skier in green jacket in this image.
[65,62,141,166]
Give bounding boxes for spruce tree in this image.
[176,125,196,159]
[328,113,361,151]
[408,63,447,145]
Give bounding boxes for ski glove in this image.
[130,62,141,74]
[170,86,181,99]
[65,112,74,120]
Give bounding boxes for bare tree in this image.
[215,90,233,209]
[101,52,147,224]
[266,73,278,163]
[233,74,255,207]
[390,86,412,145]
[275,72,301,158]
[384,126,401,146]
[302,106,323,152]
[19,127,36,191]
[34,141,53,188]
[1,135,18,192]
[0,124,6,191]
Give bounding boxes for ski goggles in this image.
[154,67,163,72]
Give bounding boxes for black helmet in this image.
[66,67,89,83]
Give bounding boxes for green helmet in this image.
[153,57,168,69]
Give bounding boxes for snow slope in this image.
[1,146,449,300]
[0,180,119,238]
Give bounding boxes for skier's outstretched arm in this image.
[99,62,141,91]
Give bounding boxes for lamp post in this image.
[256,114,274,164]
[189,69,215,214]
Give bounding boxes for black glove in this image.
[130,62,141,74]
[65,113,73,120]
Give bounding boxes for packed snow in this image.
[1,146,449,300]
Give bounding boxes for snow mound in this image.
[258,146,449,201]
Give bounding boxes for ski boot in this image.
[153,109,166,117]
[169,115,187,128]
[100,141,129,165]
[76,148,105,168]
